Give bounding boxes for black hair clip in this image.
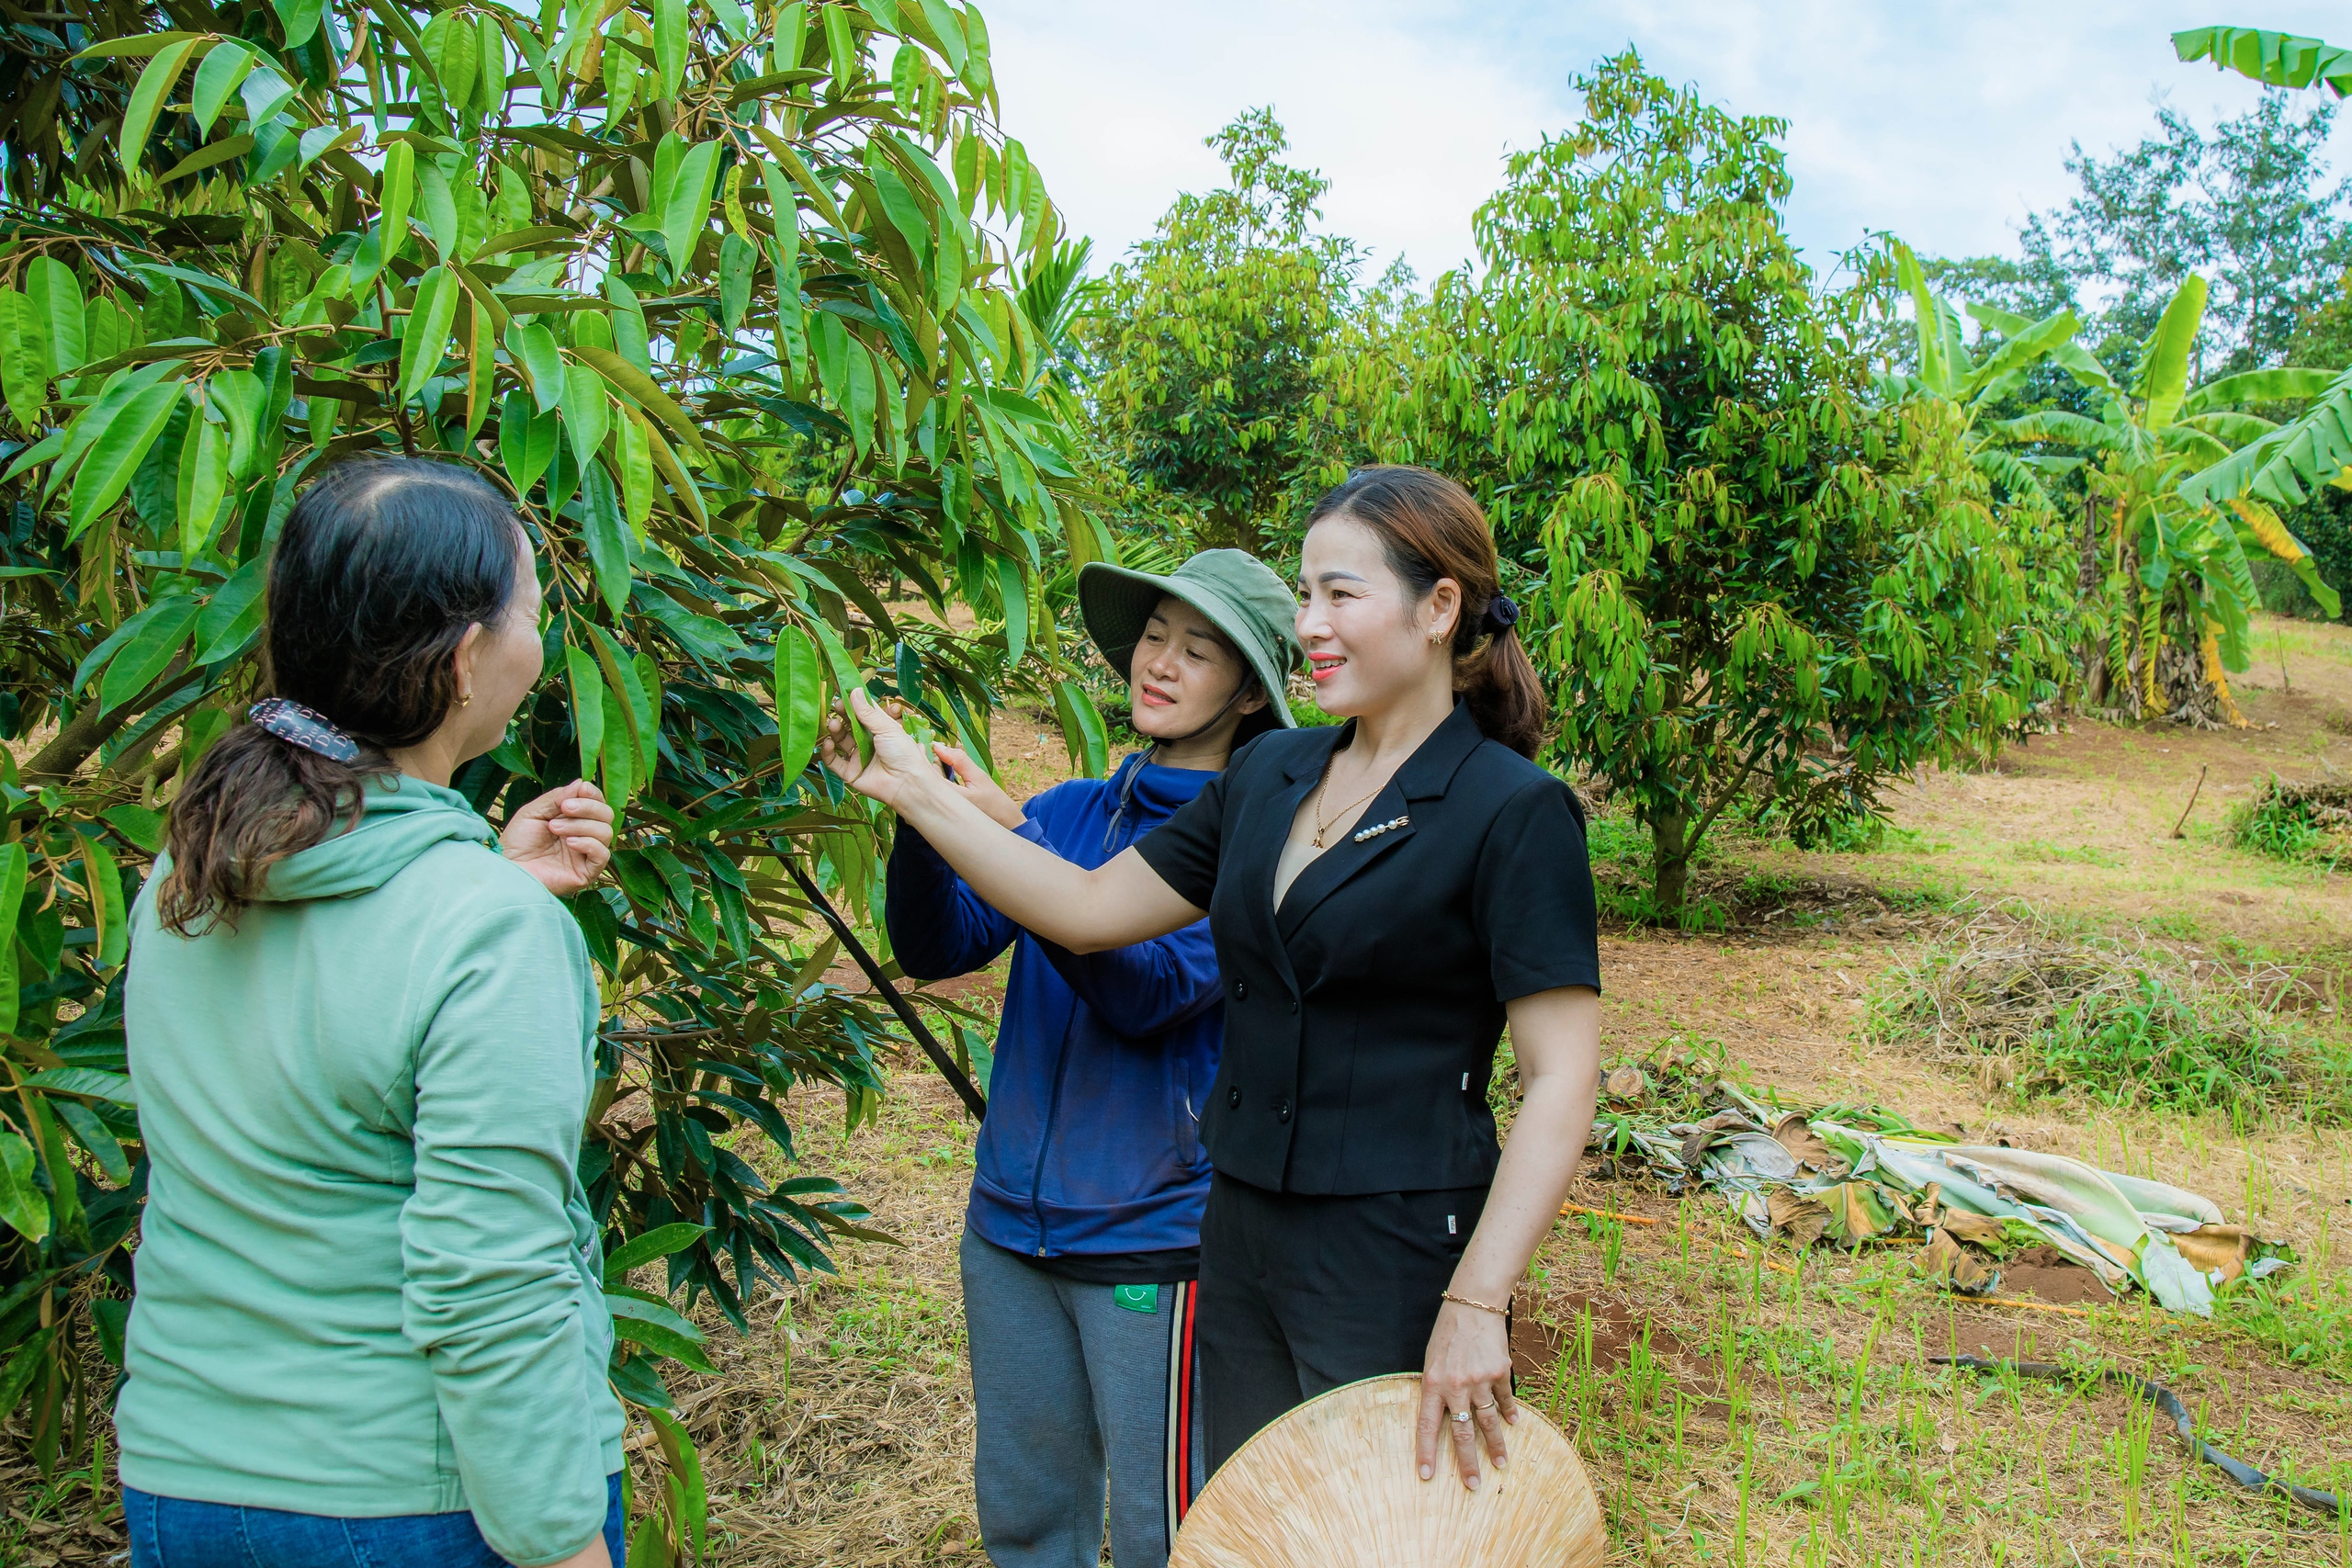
[1480,595,1521,637]
[250,698,361,763]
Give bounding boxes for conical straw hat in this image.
[1170,1374,1605,1567]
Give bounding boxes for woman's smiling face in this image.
[1295,514,1458,717]
[1127,593,1260,740]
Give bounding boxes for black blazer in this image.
[1134,702,1600,1195]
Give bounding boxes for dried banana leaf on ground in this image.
[1582,1089,2292,1315]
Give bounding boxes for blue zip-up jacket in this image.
[885,751,1222,1259]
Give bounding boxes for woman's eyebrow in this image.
[1300,570,1370,588]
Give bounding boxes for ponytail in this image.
[157,458,525,934]
[1305,466,1549,758]
[157,727,381,933]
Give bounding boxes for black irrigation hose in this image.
[1932,1355,2345,1519]
[785,859,988,1122]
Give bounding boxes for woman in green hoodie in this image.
[120,458,626,1568]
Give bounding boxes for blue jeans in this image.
[123,1473,625,1568]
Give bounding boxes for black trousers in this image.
[1195,1170,1492,1475]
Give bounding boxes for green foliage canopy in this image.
[0,0,1107,1535]
[1351,54,2075,916]
[1085,107,1358,556]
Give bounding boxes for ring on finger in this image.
[1474,1398,1498,1412]
[1450,1410,1473,1424]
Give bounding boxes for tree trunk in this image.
[2078,491,2110,708]
[1651,808,1691,919]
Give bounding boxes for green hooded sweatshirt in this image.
[119,776,625,1566]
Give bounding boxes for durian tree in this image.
[0,0,1112,1552]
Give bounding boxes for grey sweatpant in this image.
[959,1228,1204,1568]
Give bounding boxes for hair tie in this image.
[1480,594,1521,637]
[249,698,360,763]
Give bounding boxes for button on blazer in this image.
[1135,702,1600,1195]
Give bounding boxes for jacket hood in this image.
[254,775,501,904]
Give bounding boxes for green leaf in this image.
[582,460,631,615]
[379,142,416,270]
[508,322,566,414]
[773,623,824,786]
[69,379,183,537]
[607,1353,673,1409]
[604,1289,707,1345]
[603,1220,709,1282]
[994,551,1026,666]
[1052,678,1107,779]
[190,39,255,134]
[0,290,50,430]
[397,267,462,405]
[659,139,723,281]
[26,1067,137,1104]
[718,232,754,332]
[652,0,687,98]
[2174,26,2352,96]
[195,556,268,664]
[122,39,198,175]
[822,0,858,91]
[500,390,558,495]
[26,258,85,377]
[79,833,129,969]
[102,802,168,853]
[2141,276,2207,429]
[0,1325,57,1406]
[96,592,201,715]
[175,408,228,561]
[567,642,606,779]
[611,1314,718,1374]
[274,0,327,48]
[0,1132,47,1244]
[560,362,608,468]
[2181,367,2338,416]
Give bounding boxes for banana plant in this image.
[2166,26,2352,511]
[2174,25,2352,96]
[2000,275,2342,720]
[1876,237,2079,505]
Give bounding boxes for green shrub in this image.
[1871,914,2351,1124]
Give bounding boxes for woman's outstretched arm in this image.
[823,690,1204,953]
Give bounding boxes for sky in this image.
[980,2,2352,283]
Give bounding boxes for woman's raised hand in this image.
[820,689,939,809]
[933,742,1025,829]
[501,779,615,897]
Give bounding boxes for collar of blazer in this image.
[1276,699,1487,800]
[1266,701,1489,945]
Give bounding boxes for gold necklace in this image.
[1311,761,1391,849]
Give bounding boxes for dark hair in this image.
[1306,465,1547,758]
[159,458,526,933]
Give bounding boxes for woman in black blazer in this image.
[826,467,1600,1494]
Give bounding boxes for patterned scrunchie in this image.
[249,698,360,763]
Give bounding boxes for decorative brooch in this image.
[1351,815,1409,843]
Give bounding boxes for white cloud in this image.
[980,1,2352,279]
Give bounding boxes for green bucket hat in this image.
[1078,549,1303,728]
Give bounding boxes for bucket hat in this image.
[1078,549,1303,728]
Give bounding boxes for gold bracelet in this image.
[1441,1289,1510,1316]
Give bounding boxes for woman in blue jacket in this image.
[883,549,1300,1568]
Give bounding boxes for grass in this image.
[1869,908,2352,1127]
[2232,776,2352,874]
[1514,1196,2352,1568]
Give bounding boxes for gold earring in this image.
[459,691,473,707]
